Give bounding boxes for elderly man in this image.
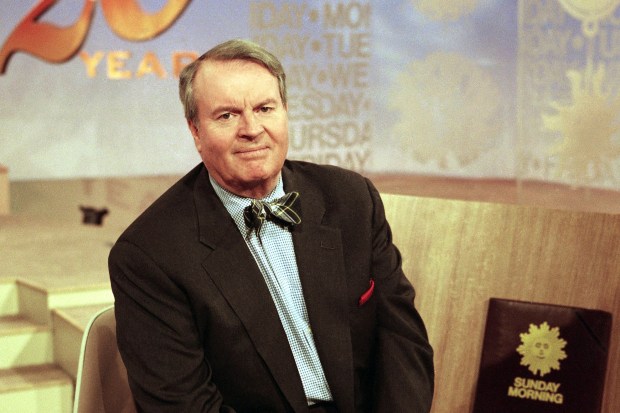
[109,39,434,413]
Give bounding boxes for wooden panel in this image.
[381,193,620,413]
[369,173,620,215]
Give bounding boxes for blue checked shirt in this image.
[209,174,333,404]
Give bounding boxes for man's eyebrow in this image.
[210,105,240,116]
[255,98,279,108]
[210,98,280,117]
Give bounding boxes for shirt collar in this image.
[208,173,285,223]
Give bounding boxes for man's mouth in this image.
[236,147,269,157]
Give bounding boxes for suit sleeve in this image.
[109,239,236,413]
[365,179,435,412]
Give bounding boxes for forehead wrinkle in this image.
[195,60,282,118]
[210,96,279,116]
[209,91,281,118]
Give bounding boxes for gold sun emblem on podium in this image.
[517,322,567,377]
[542,61,620,185]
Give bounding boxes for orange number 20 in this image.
[0,0,191,74]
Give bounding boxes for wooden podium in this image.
[380,194,619,413]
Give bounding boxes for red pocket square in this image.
[358,278,375,306]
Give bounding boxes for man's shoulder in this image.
[284,160,367,188]
[283,160,377,213]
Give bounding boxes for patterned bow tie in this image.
[243,191,301,236]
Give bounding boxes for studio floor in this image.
[3,173,620,293]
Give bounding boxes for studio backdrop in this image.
[1,0,619,192]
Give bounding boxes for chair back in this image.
[73,305,137,413]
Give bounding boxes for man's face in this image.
[188,59,288,198]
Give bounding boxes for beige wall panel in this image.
[0,166,9,216]
[381,194,619,413]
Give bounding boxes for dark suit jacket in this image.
[109,161,434,413]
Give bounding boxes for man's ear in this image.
[187,119,202,152]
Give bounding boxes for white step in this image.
[17,279,114,325]
[52,304,112,380]
[0,364,73,413]
[0,279,18,317]
[0,314,53,369]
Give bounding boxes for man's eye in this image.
[219,113,232,120]
[259,106,274,113]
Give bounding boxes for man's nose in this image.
[238,111,263,138]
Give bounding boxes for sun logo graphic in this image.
[542,61,620,186]
[388,52,501,169]
[557,0,620,37]
[517,322,567,377]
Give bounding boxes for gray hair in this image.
[179,39,287,125]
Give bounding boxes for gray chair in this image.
[73,305,137,413]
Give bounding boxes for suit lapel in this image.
[192,168,308,412]
[283,164,355,413]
